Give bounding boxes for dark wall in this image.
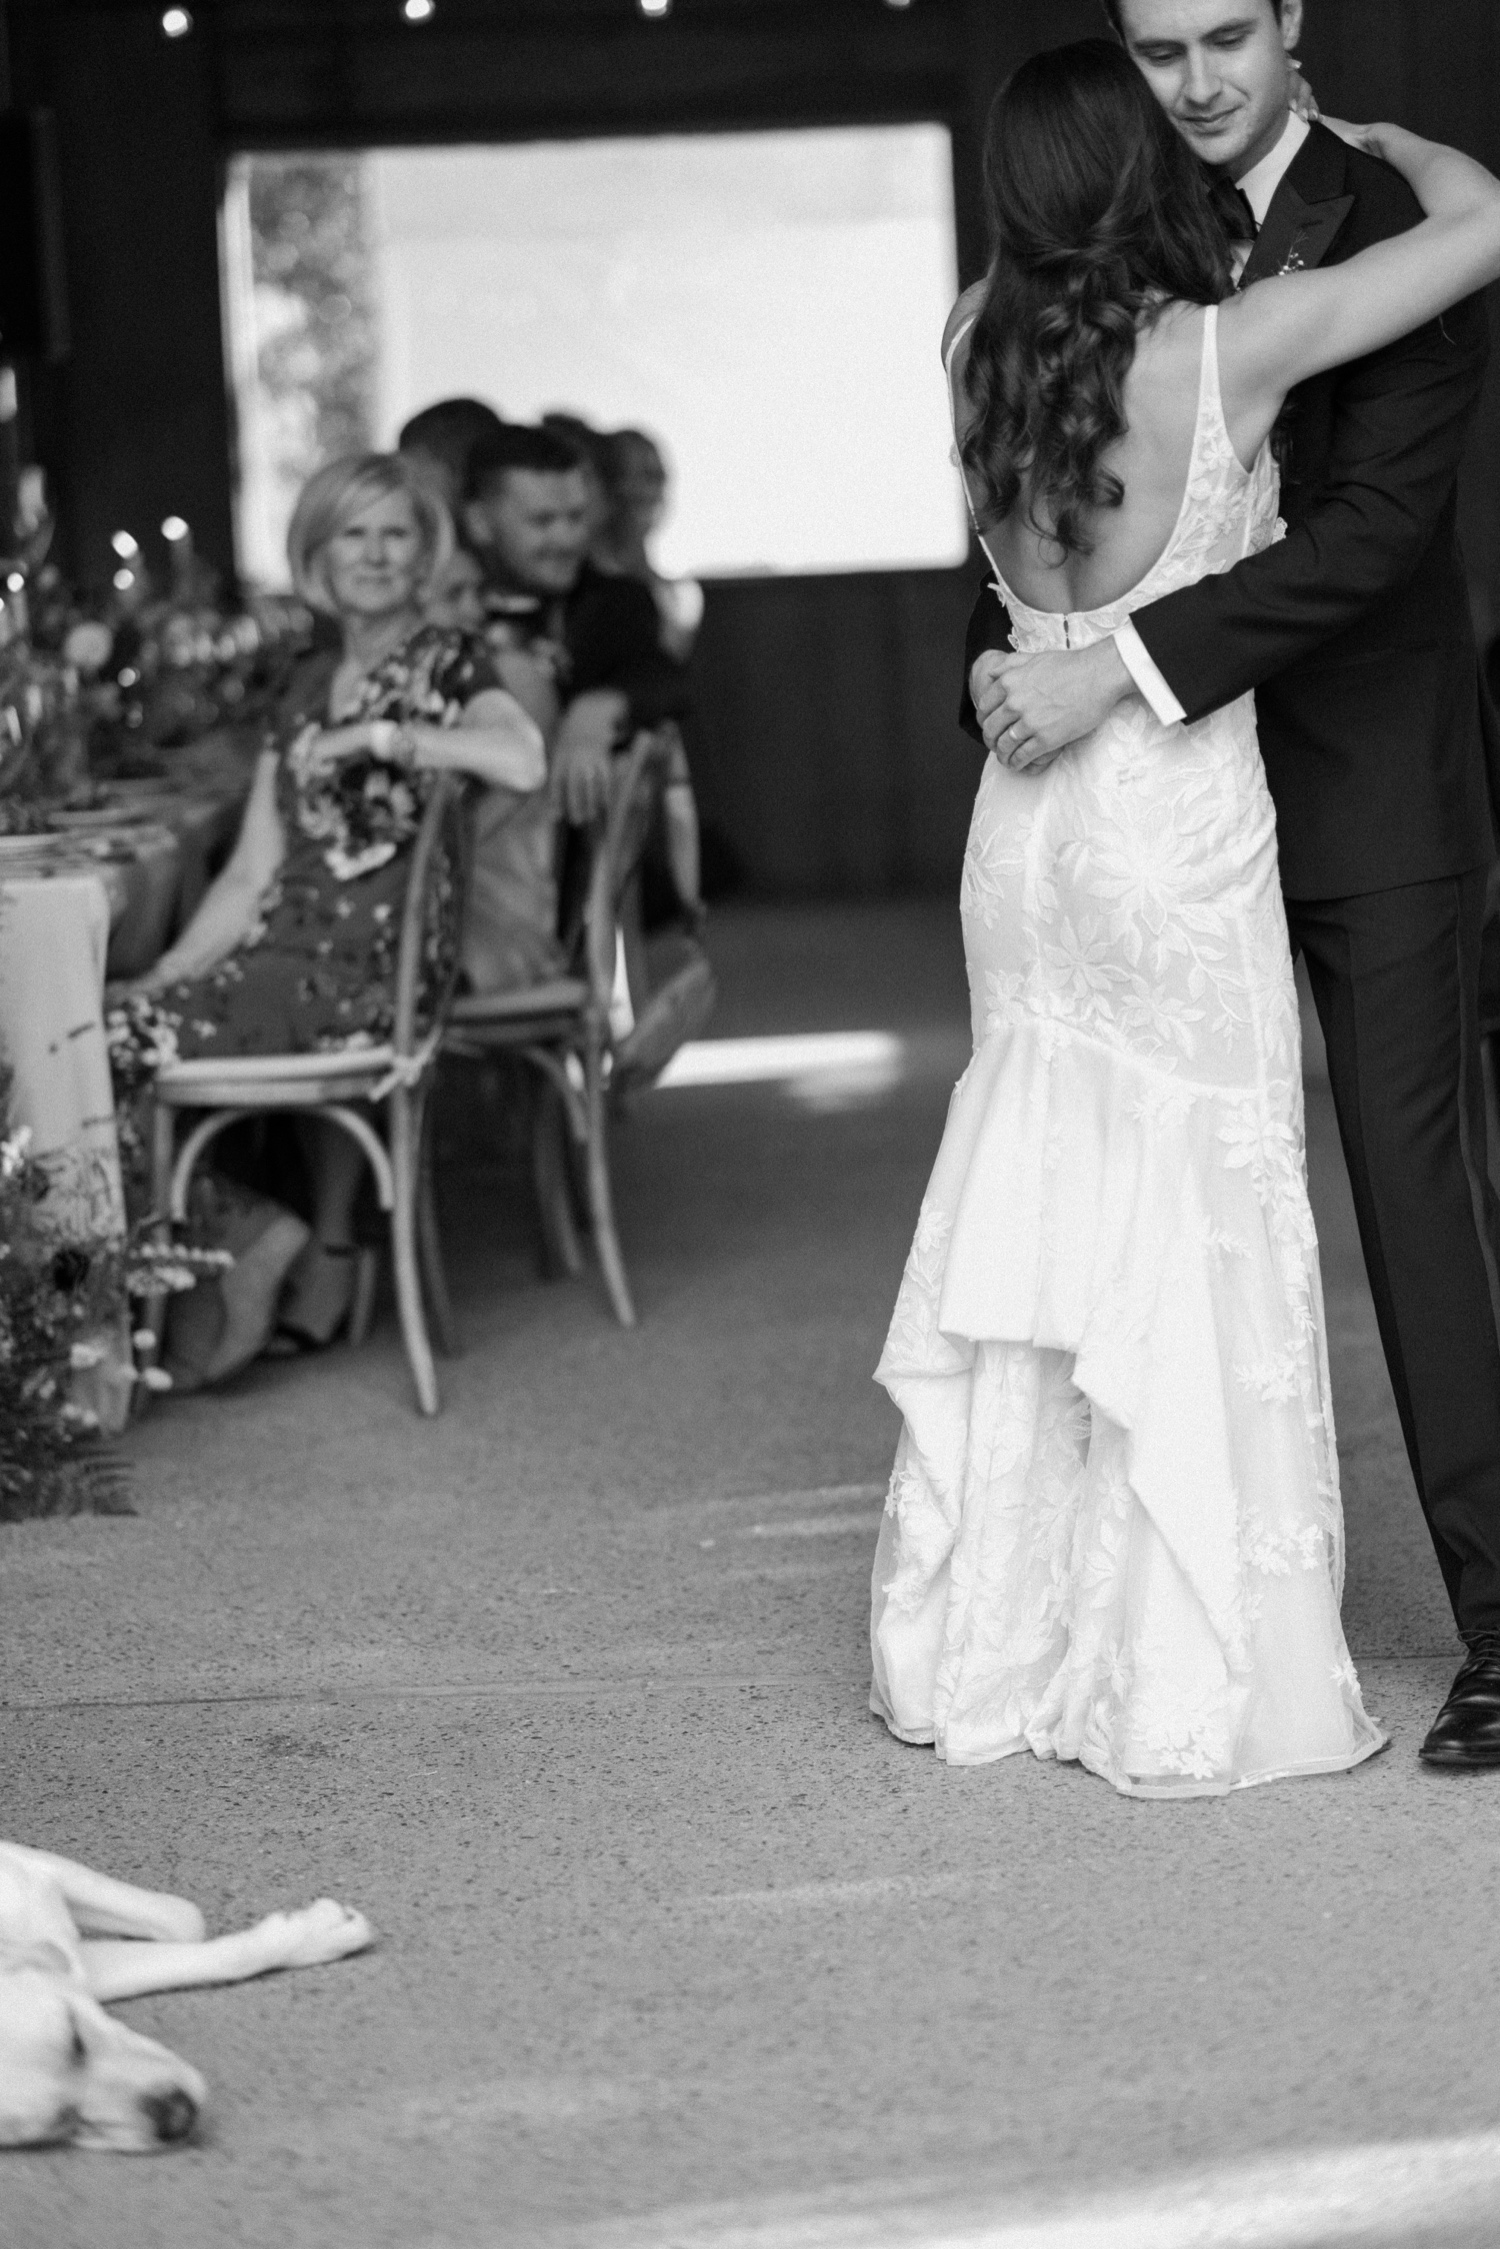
[1299,0,1500,646]
[690,570,982,896]
[9,0,1500,893]
[11,7,235,598]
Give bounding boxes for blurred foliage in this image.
[248,155,377,477]
[0,1065,134,1520]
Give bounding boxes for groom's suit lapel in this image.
[1239,123,1356,290]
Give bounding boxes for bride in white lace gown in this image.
[870,44,1500,1796]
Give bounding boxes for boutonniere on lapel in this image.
[1243,187,1355,289]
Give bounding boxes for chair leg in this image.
[389,1085,440,1415]
[348,1250,380,1348]
[131,1100,178,1418]
[582,1025,636,1329]
[618,871,650,1021]
[416,1095,461,1357]
[532,1074,584,1279]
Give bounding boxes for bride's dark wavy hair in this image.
[960,39,1234,558]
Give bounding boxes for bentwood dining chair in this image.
[440,730,676,1330]
[146,775,469,1415]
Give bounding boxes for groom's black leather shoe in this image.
[1420,1636,1500,1768]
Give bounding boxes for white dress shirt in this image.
[1113,110,1311,726]
[1240,108,1312,229]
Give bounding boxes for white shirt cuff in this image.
[1114,620,1187,728]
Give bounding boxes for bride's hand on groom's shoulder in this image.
[1320,117,1384,156]
[1288,64,1320,125]
[972,643,1131,773]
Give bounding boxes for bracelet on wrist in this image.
[370,719,419,770]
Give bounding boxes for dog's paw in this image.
[251,1899,375,1971]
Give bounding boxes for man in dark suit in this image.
[965,0,1500,1764]
[463,423,689,822]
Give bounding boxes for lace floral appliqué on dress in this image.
[871,308,1384,1798]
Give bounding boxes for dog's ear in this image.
[0,1968,81,2147]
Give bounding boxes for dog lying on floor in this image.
[0,1841,373,2151]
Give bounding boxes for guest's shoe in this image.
[272,1240,361,1352]
[166,1207,312,1391]
[1419,1636,1500,1768]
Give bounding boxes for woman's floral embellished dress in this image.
[107,626,495,1189]
[871,308,1385,1797]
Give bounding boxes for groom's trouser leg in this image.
[1291,871,1500,1642]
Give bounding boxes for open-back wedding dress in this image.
[870,306,1385,1797]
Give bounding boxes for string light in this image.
[402,0,436,19]
[113,569,136,592]
[161,516,189,541]
[161,7,193,35]
[638,0,671,16]
[5,574,23,593]
[110,530,140,560]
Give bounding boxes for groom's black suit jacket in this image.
[960,122,1496,900]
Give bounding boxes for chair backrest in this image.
[391,774,472,1059]
[580,732,672,1010]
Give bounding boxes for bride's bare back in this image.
[947,285,1218,617]
[949,120,1500,623]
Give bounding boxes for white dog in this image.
[0,1841,373,2151]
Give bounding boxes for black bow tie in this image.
[1209,175,1258,246]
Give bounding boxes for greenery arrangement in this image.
[0,1065,226,1522]
[0,1099,135,1519]
[244,152,377,526]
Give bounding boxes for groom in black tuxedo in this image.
[966,0,1500,1764]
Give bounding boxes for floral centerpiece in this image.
[0,474,315,823]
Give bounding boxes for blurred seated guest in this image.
[592,427,705,931]
[464,423,690,829]
[425,540,488,635]
[540,411,613,552]
[596,427,705,665]
[424,537,558,745]
[397,396,506,520]
[426,538,566,995]
[107,453,544,1378]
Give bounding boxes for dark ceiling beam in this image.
[212,2,966,147]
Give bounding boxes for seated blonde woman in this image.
[108,451,545,1379]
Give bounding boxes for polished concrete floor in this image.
[3,901,1499,2249]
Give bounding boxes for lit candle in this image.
[162,515,194,601]
[4,570,28,641]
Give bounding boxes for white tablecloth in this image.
[0,871,133,1432]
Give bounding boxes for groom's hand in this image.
[972,640,1134,772]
